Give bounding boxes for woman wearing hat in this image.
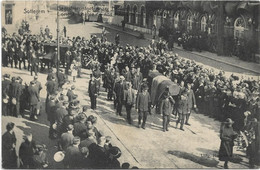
[218,118,238,169]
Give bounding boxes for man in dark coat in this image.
[63,137,82,168]
[89,136,109,169]
[136,84,151,129]
[88,74,98,110]
[59,124,74,151]
[115,33,120,46]
[19,133,37,168]
[9,77,19,117]
[2,122,17,168]
[73,114,88,139]
[176,90,189,131]
[55,101,69,136]
[114,76,126,116]
[2,74,11,116]
[28,80,40,120]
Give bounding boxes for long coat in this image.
[28,84,39,105]
[2,131,17,168]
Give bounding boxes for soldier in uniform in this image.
[8,77,19,117]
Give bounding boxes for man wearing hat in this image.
[57,69,67,88]
[114,75,126,116]
[136,84,151,129]
[28,80,40,120]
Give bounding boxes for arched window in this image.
[187,14,193,31]
[201,16,207,32]
[126,5,130,23]
[133,5,137,24]
[174,11,180,29]
[234,17,245,38]
[140,6,145,26]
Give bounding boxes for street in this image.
[2,12,258,169]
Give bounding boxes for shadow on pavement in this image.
[168,150,219,168]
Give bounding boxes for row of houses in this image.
[117,1,260,61]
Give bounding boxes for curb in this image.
[174,47,260,75]
[102,23,260,75]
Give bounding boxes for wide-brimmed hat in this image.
[225,118,234,125]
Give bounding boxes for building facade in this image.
[2,0,48,32]
[123,1,260,62]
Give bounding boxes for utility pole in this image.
[56,0,60,77]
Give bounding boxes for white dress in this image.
[71,64,77,77]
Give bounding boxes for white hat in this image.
[54,151,65,162]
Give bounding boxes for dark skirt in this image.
[219,140,234,161]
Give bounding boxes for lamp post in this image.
[56,0,60,77]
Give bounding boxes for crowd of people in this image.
[2,22,260,168]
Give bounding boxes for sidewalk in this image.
[101,23,260,75]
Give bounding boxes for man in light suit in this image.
[186,83,196,126]
[136,84,151,129]
[124,82,135,124]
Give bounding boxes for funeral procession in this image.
[1,0,260,169]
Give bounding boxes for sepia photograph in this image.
[1,0,260,169]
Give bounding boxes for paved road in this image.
[2,66,250,168]
[2,12,254,168]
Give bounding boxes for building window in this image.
[126,5,130,23]
[5,4,13,25]
[140,6,145,27]
[234,17,245,38]
[133,5,137,25]
[187,14,193,31]
[174,11,180,29]
[201,16,207,32]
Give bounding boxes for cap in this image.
[225,118,234,125]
